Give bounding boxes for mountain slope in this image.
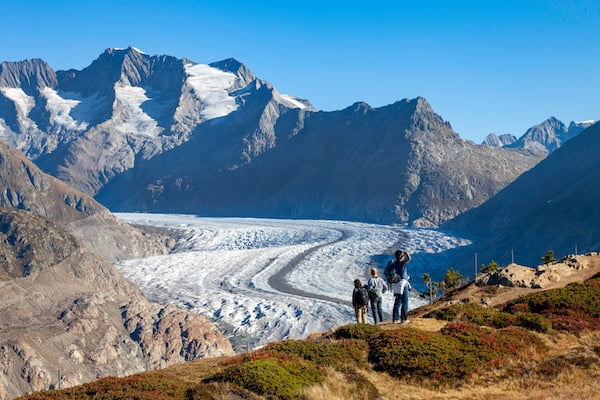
[98,98,543,227]
[0,139,167,261]
[444,121,600,266]
[0,208,233,400]
[0,141,234,399]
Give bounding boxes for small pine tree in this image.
[541,250,556,264]
[441,267,463,290]
[481,260,499,274]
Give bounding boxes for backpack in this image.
[357,287,369,306]
[384,261,400,283]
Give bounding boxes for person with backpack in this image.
[366,267,387,323]
[385,249,411,284]
[352,279,369,324]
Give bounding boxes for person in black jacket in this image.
[352,279,369,324]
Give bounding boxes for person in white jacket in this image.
[392,277,411,323]
[391,251,412,323]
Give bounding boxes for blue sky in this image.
[2,0,598,142]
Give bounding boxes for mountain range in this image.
[482,117,594,154]
[0,47,543,227]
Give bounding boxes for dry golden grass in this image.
[302,369,370,400]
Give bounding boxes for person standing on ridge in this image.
[389,250,411,323]
[367,267,387,323]
[352,279,369,324]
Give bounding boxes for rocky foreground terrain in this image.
[13,253,600,400]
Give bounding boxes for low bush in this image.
[369,328,467,380]
[504,283,600,318]
[441,323,546,364]
[331,323,382,341]
[424,303,516,329]
[21,374,191,400]
[504,282,600,333]
[368,323,546,382]
[215,357,324,400]
[536,354,599,378]
[543,308,600,333]
[515,312,552,333]
[264,339,369,370]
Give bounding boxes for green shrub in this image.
[21,374,192,400]
[331,323,382,341]
[442,323,546,367]
[544,308,600,333]
[264,339,369,370]
[425,303,516,329]
[368,328,468,380]
[536,354,599,378]
[515,312,552,333]
[216,357,324,400]
[367,323,547,382]
[504,282,600,332]
[504,284,600,318]
[340,368,380,400]
[185,382,261,400]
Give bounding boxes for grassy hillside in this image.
[17,273,600,400]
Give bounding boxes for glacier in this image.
[114,213,472,349]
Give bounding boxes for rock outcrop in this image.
[477,252,600,289]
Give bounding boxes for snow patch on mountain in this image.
[184,63,240,120]
[1,88,35,118]
[279,94,307,109]
[40,87,89,131]
[113,84,164,137]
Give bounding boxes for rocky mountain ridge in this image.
[0,139,167,262]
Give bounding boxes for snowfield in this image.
[115,213,472,349]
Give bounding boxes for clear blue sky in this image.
[2,0,599,142]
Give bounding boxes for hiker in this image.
[352,279,369,324]
[388,250,412,323]
[367,267,387,323]
[392,275,411,323]
[384,249,412,284]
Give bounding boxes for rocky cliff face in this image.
[0,208,234,400]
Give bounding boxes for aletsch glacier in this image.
[115,213,471,349]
